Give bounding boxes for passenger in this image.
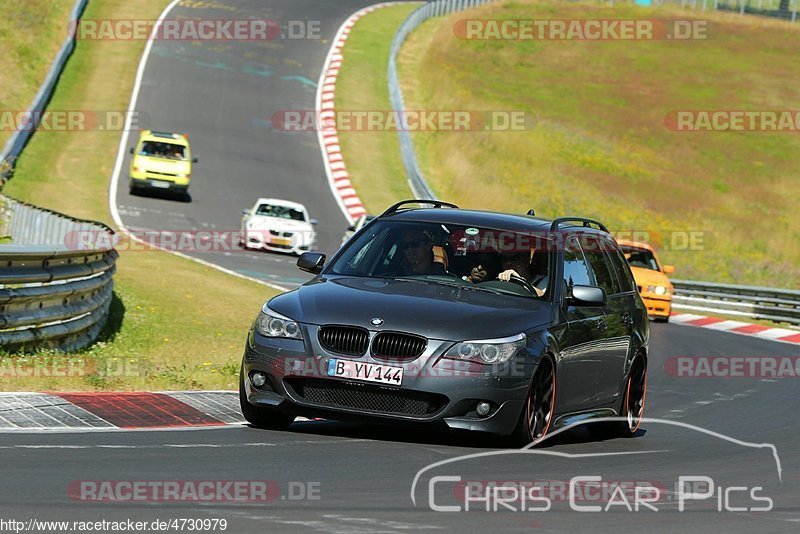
[401,229,446,275]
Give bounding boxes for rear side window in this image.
[605,242,636,294]
[580,236,617,296]
[563,236,592,292]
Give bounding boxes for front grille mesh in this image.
[318,326,369,356]
[371,332,427,360]
[285,378,446,417]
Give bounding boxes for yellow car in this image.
[617,239,675,322]
[129,130,196,195]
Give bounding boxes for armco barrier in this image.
[0,0,88,184]
[388,0,496,200]
[0,196,117,352]
[672,280,800,325]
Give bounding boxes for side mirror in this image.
[192,157,198,163]
[129,147,134,155]
[242,209,249,215]
[297,252,325,274]
[310,218,319,225]
[569,285,606,307]
[662,264,675,275]
[346,224,355,232]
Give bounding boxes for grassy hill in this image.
[390,0,800,286]
[0,0,74,150]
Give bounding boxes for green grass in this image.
[1,0,279,391]
[340,0,800,288]
[0,0,74,151]
[333,4,419,213]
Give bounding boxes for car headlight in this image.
[646,285,670,295]
[255,306,302,339]
[444,333,526,364]
[176,172,190,178]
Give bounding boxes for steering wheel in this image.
[508,274,537,294]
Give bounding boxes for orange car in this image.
[617,240,675,322]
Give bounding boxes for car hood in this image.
[268,276,552,341]
[247,215,312,232]
[629,266,672,288]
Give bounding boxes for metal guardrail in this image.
[672,280,800,325]
[389,0,496,200]
[0,196,117,352]
[650,0,799,22]
[0,0,89,184]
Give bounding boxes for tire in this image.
[618,354,647,436]
[654,315,670,323]
[510,356,557,447]
[239,367,294,430]
[590,354,647,439]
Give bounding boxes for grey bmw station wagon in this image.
[240,200,648,445]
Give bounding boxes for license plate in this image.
[327,359,403,386]
[150,180,170,188]
[271,237,290,246]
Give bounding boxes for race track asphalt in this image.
[114,0,376,289]
[2,324,799,532]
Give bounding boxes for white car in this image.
[340,214,376,246]
[241,198,317,255]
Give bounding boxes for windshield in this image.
[139,141,186,160]
[619,244,660,271]
[328,220,551,298]
[256,204,306,221]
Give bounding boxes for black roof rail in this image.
[380,199,460,217]
[549,217,610,234]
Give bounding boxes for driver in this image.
[401,229,446,275]
[498,249,546,296]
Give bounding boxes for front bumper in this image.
[640,294,671,317]
[241,326,535,436]
[244,229,315,255]
[130,176,189,191]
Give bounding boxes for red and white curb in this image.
[0,391,317,431]
[670,313,800,345]
[316,3,396,224]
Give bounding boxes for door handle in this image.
[598,319,608,332]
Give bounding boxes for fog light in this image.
[476,402,491,417]
[251,372,267,388]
